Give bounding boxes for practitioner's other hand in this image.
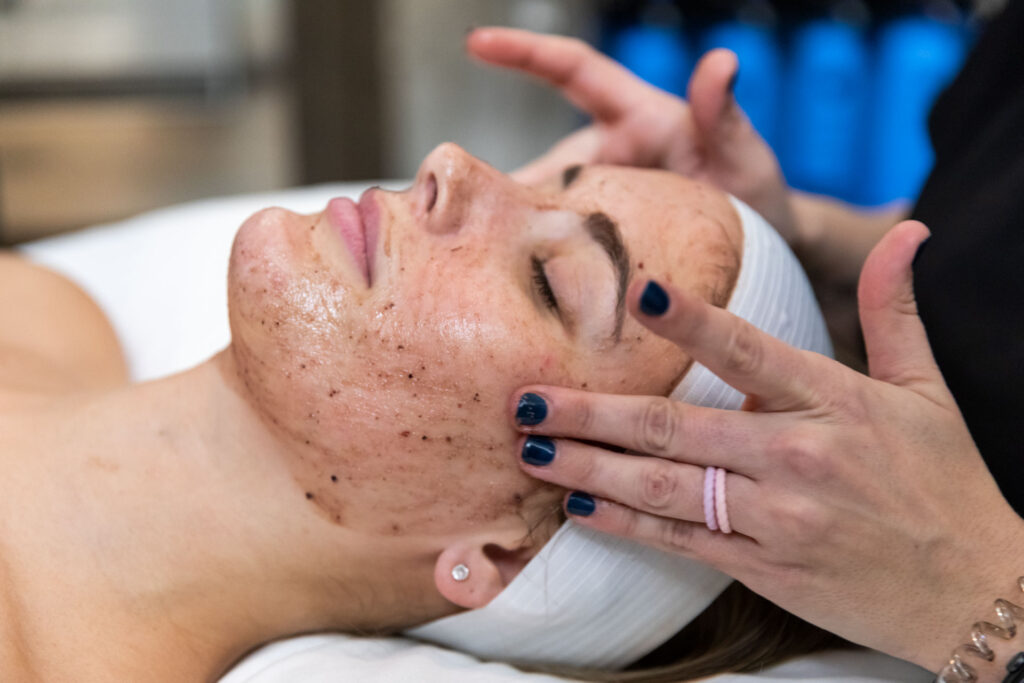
[509,220,1024,674]
[466,27,797,241]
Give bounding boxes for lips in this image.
[326,196,370,285]
[358,188,380,284]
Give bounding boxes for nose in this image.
[413,142,515,234]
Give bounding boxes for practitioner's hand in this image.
[509,220,1024,672]
[466,27,797,241]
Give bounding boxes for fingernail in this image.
[566,491,596,517]
[912,237,930,269]
[521,436,556,466]
[516,393,548,426]
[727,67,739,95]
[639,280,670,316]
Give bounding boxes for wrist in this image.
[786,191,835,281]
[930,523,1024,681]
[936,612,1024,682]
[786,191,823,256]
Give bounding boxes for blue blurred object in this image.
[782,18,871,202]
[597,2,971,206]
[608,21,691,97]
[700,19,782,147]
[864,12,967,205]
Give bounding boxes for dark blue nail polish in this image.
[639,280,669,316]
[516,393,548,426]
[913,237,930,269]
[566,491,595,517]
[727,68,739,95]
[521,436,556,466]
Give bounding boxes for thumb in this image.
[858,220,946,394]
[686,49,752,159]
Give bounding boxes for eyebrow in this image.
[584,212,631,341]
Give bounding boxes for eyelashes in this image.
[531,256,559,312]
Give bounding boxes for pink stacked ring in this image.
[703,466,718,531]
[714,467,732,534]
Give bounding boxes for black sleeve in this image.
[910,0,1024,514]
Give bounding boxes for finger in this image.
[686,49,795,237]
[630,279,832,411]
[510,126,601,185]
[518,436,762,534]
[857,220,947,395]
[467,27,657,121]
[512,386,772,475]
[687,48,744,145]
[562,492,757,570]
[687,49,762,183]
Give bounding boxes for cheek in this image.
[278,336,552,536]
[229,238,567,535]
[304,272,564,534]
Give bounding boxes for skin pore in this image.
[0,143,741,682]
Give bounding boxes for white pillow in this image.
[220,634,931,683]
[18,183,385,381]
[17,187,932,683]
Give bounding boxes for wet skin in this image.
[227,142,742,540]
[0,144,747,683]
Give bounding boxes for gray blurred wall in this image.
[377,0,596,177]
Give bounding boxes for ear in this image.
[433,540,536,609]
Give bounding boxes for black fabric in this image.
[911,0,1024,514]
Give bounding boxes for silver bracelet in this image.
[936,577,1024,683]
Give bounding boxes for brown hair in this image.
[521,581,855,682]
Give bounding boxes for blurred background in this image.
[0,0,998,244]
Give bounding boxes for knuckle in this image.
[722,322,764,378]
[566,393,595,434]
[571,445,600,488]
[636,398,680,455]
[774,429,833,483]
[673,302,708,343]
[659,519,695,553]
[772,498,827,544]
[636,461,680,512]
[620,508,641,539]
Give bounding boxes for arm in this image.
[790,192,910,286]
[0,252,128,395]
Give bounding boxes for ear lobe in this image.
[433,541,535,609]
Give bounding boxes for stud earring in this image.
[451,563,470,582]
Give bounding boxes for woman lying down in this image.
[2,142,851,682]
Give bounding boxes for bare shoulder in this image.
[0,252,128,401]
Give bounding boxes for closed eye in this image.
[531,256,559,313]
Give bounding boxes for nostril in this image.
[426,173,438,211]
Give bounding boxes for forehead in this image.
[559,165,742,307]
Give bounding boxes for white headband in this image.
[407,197,833,670]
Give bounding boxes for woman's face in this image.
[227,143,741,541]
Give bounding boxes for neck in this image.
[0,349,445,682]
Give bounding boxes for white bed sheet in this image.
[16,187,932,683]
